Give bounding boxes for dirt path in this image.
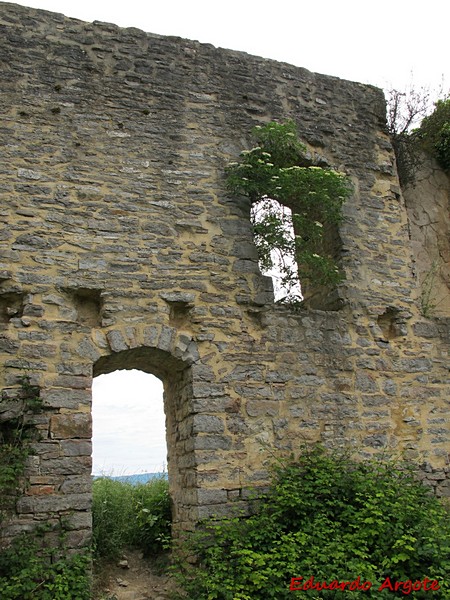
[93,549,179,600]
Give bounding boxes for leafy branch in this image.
[385,85,450,186]
[0,376,42,521]
[226,121,351,302]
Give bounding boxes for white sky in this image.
[92,370,166,475]
[10,0,449,91]
[9,0,449,474]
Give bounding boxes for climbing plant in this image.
[0,377,91,599]
[0,375,42,521]
[226,121,352,301]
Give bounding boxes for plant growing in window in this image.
[226,121,352,303]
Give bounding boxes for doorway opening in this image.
[92,345,195,533]
[92,369,166,478]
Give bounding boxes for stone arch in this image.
[90,325,200,532]
[0,325,201,548]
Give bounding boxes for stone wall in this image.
[0,2,449,549]
[403,155,450,318]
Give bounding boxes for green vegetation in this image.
[0,472,171,598]
[173,445,450,599]
[0,377,91,599]
[226,121,351,301]
[0,375,42,520]
[420,260,440,318]
[0,376,171,597]
[3,379,450,600]
[0,529,90,600]
[417,98,450,171]
[386,88,450,186]
[92,475,171,559]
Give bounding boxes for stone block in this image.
[197,488,228,505]
[60,475,92,493]
[40,456,92,476]
[26,485,56,496]
[42,388,91,409]
[50,414,92,439]
[158,325,175,352]
[197,501,250,520]
[60,440,92,456]
[106,330,128,352]
[194,435,232,451]
[16,492,91,514]
[76,338,101,362]
[192,414,225,434]
[246,400,279,417]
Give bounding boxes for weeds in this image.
[420,261,439,317]
[0,527,91,600]
[172,445,450,599]
[92,475,171,559]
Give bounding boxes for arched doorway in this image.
[93,346,195,532]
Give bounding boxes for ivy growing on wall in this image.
[0,375,42,521]
[226,121,352,302]
[0,377,91,599]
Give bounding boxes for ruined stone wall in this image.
[0,2,449,548]
[403,155,450,318]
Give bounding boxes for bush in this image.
[173,446,450,599]
[386,88,450,185]
[418,98,450,171]
[0,532,90,600]
[92,475,171,559]
[226,121,351,299]
[131,476,172,554]
[434,121,450,171]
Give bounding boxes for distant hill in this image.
[93,472,167,485]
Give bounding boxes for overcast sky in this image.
[9,0,449,475]
[92,371,165,475]
[11,0,449,91]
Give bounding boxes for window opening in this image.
[92,369,166,479]
[226,121,351,309]
[251,197,302,302]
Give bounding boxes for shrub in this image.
[92,475,171,559]
[0,532,90,600]
[173,446,450,599]
[226,122,351,301]
[131,476,172,555]
[418,98,450,171]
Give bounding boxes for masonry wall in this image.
[0,2,449,549]
[403,155,450,318]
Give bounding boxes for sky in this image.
[10,0,449,92]
[9,0,449,475]
[92,370,166,475]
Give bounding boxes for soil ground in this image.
[93,549,179,600]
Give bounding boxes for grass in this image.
[92,475,171,560]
